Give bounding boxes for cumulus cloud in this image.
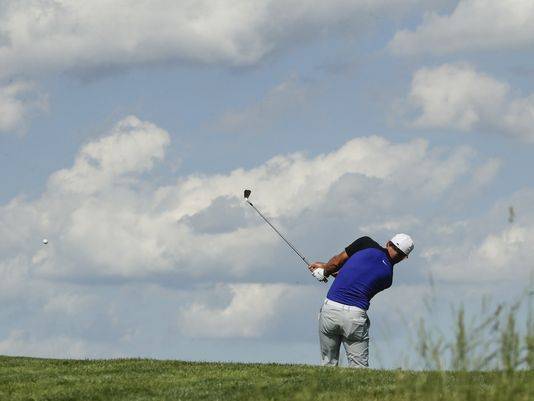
[180,283,297,338]
[48,115,171,194]
[389,0,534,55]
[0,80,47,133]
[402,64,534,141]
[1,114,523,358]
[0,115,502,285]
[422,188,534,283]
[430,223,533,283]
[0,0,425,79]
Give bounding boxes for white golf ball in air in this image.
[42,239,48,245]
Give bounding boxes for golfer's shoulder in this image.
[354,236,380,247]
[345,236,381,257]
[359,235,378,244]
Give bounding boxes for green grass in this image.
[0,356,532,401]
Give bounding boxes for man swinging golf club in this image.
[242,190,413,367]
[309,234,414,368]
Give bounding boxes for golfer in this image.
[308,233,414,368]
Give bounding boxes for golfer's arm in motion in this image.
[321,251,349,278]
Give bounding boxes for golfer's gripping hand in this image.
[309,262,327,282]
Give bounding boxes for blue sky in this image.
[0,0,533,368]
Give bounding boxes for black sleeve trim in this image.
[345,236,382,258]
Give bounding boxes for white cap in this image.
[391,233,414,257]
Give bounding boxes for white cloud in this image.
[48,115,170,194]
[476,226,527,269]
[179,283,295,338]
[0,80,47,133]
[1,115,522,357]
[403,64,534,141]
[389,0,534,55]
[0,0,424,79]
[424,188,534,283]
[0,115,501,284]
[427,224,533,283]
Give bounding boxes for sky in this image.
[0,0,533,368]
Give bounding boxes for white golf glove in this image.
[311,267,326,282]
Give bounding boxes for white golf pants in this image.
[318,299,370,368]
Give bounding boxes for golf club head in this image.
[244,189,252,199]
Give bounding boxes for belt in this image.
[324,299,366,312]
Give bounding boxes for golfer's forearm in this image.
[323,253,346,277]
[323,262,339,277]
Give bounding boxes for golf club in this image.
[243,189,327,283]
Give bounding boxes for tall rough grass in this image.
[415,286,533,372]
[526,290,534,369]
[405,284,533,401]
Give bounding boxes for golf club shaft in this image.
[246,200,310,266]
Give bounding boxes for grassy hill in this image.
[0,355,532,401]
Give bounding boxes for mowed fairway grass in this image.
[0,355,532,401]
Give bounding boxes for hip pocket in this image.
[346,317,368,341]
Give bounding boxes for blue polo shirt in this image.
[326,236,393,310]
